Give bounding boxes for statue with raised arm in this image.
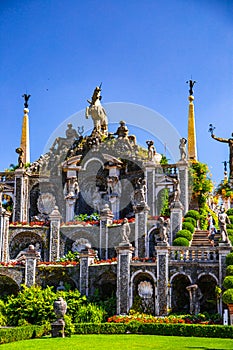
[22,94,31,108]
[179,138,187,161]
[86,84,108,135]
[211,130,233,180]
[186,79,196,96]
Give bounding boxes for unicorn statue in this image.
[85,84,108,135]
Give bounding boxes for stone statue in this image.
[179,138,187,161]
[56,281,66,291]
[66,123,78,140]
[158,217,169,244]
[15,147,24,168]
[86,85,108,134]
[218,207,231,243]
[22,94,31,108]
[92,186,102,212]
[146,140,155,161]
[120,218,131,243]
[186,284,202,315]
[186,79,196,96]
[134,178,147,205]
[172,178,181,202]
[211,132,233,180]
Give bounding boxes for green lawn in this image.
[1,334,233,350]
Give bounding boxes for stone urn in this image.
[51,297,67,338]
[54,297,67,320]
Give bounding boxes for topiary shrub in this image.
[226,265,233,276]
[182,222,195,233]
[222,289,233,305]
[223,276,233,289]
[173,237,189,246]
[226,209,233,216]
[184,210,200,221]
[183,217,196,227]
[226,252,233,266]
[228,216,233,224]
[176,230,192,241]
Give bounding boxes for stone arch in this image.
[82,157,104,171]
[147,226,159,256]
[92,270,117,300]
[170,272,191,313]
[197,273,218,313]
[40,271,78,291]
[29,183,40,219]
[130,269,157,315]
[62,229,98,255]
[9,230,47,261]
[0,274,20,297]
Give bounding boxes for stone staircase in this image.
[191,230,220,247]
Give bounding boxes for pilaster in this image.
[48,206,62,261]
[156,245,169,315]
[13,168,29,222]
[170,201,183,243]
[116,243,134,315]
[177,160,189,214]
[79,249,96,296]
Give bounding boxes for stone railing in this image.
[169,246,219,263]
[161,164,177,176]
[0,172,15,183]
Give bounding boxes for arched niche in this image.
[170,273,191,313]
[197,273,218,314]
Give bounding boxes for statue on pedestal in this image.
[179,138,187,161]
[120,218,131,243]
[86,85,108,135]
[218,207,231,243]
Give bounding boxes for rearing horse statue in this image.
[85,85,108,135]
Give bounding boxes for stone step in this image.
[191,229,220,247]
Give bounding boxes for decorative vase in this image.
[54,297,67,320]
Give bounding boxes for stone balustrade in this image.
[169,246,219,263]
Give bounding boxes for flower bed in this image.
[10,221,49,227]
[37,261,79,267]
[107,313,222,325]
[93,257,117,265]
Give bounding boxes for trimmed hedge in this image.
[222,288,233,304]
[182,222,195,233]
[176,230,192,241]
[184,210,200,220]
[226,252,233,266]
[223,276,233,289]
[0,324,48,344]
[173,237,189,246]
[226,209,233,216]
[74,322,233,338]
[226,265,233,276]
[183,217,196,227]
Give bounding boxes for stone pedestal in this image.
[79,249,96,296]
[156,245,169,315]
[134,204,149,257]
[99,204,114,260]
[65,197,76,222]
[51,319,65,338]
[25,245,40,287]
[48,206,62,261]
[0,208,10,262]
[170,200,184,243]
[13,169,29,222]
[177,160,189,214]
[116,243,134,315]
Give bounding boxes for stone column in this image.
[177,160,189,214]
[156,245,169,315]
[99,204,114,260]
[0,207,10,262]
[218,246,232,316]
[24,245,40,287]
[13,169,29,222]
[79,249,96,296]
[134,204,150,257]
[116,242,134,315]
[170,201,184,243]
[48,206,62,261]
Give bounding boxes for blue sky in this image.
[0,0,232,186]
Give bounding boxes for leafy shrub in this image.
[173,237,189,246]
[64,314,75,336]
[222,289,233,305]
[228,216,233,224]
[182,222,195,233]
[223,276,233,289]
[74,303,105,323]
[227,229,233,235]
[226,265,233,276]
[184,210,200,220]
[176,230,192,241]
[226,252,233,266]
[226,209,233,216]
[183,217,196,227]
[227,224,233,230]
